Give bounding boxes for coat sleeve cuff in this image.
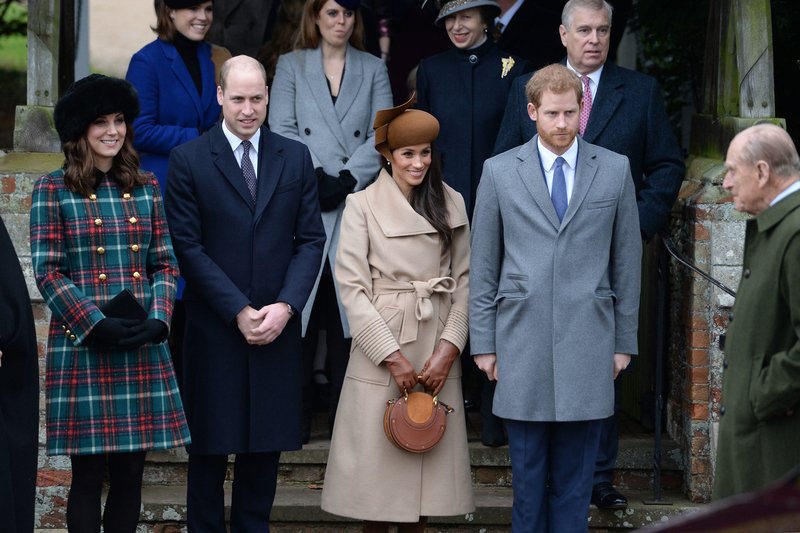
[352,315,401,366]
[440,308,469,354]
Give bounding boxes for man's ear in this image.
[756,160,771,188]
[217,86,224,106]
[265,86,269,106]
[527,102,538,122]
[559,24,568,47]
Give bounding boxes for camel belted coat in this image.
[321,170,475,522]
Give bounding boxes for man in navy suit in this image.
[165,55,325,532]
[492,0,685,509]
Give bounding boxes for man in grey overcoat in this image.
[470,64,641,533]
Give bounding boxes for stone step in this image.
[128,484,700,532]
[143,435,683,492]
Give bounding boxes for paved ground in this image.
[89,0,156,77]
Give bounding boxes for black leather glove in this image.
[117,319,169,350]
[87,318,141,350]
[316,167,354,212]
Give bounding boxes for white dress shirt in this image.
[566,61,603,107]
[538,136,578,203]
[222,120,260,175]
[770,180,800,206]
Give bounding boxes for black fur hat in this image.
[53,74,140,144]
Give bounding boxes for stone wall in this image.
[665,155,747,502]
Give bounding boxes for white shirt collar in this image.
[221,119,261,155]
[495,0,525,30]
[770,180,800,206]
[537,135,579,172]
[566,60,603,102]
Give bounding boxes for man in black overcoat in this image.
[165,55,325,532]
[491,0,685,509]
[0,216,39,533]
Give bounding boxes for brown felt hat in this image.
[373,95,439,160]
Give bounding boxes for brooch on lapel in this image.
[501,57,515,78]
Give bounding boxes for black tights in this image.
[67,451,147,533]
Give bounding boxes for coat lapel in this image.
[583,62,623,143]
[304,47,348,152]
[516,136,561,230]
[210,124,255,211]
[334,44,363,120]
[254,128,283,223]
[559,136,599,229]
[367,171,437,237]
[159,40,204,119]
[198,42,217,118]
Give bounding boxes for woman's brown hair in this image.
[62,120,146,197]
[295,0,365,51]
[153,1,213,43]
[381,145,453,252]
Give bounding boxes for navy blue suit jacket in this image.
[493,61,685,239]
[126,39,224,191]
[164,123,325,454]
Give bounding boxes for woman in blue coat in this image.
[269,0,392,441]
[416,0,532,218]
[125,0,230,192]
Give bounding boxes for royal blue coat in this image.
[126,39,225,192]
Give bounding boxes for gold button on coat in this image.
[62,325,67,331]
[70,335,76,341]
[123,193,131,199]
[65,330,71,335]
[129,217,137,224]
[99,274,107,281]
[97,247,105,254]
[131,244,139,252]
[133,272,141,280]
[95,219,102,226]
[90,194,97,200]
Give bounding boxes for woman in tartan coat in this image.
[30,74,190,533]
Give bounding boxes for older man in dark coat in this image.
[714,124,800,499]
[165,56,325,532]
[491,0,685,508]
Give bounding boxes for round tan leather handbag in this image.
[384,390,455,453]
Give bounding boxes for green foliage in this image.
[633,0,710,152]
[0,1,27,71]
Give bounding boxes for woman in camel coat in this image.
[321,99,474,531]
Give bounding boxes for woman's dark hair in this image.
[63,121,146,197]
[258,0,306,84]
[381,144,453,252]
[153,1,213,43]
[478,6,496,34]
[295,0,366,51]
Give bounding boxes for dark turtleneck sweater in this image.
[173,32,203,96]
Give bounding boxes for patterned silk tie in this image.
[493,21,504,42]
[551,157,568,222]
[580,75,593,137]
[241,140,257,204]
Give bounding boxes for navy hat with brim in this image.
[434,0,501,27]
[334,0,361,9]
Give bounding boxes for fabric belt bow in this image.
[372,277,456,344]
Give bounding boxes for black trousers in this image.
[187,451,280,532]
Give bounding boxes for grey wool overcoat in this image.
[321,171,475,522]
[268,44,393,337]
[470,135,642,422]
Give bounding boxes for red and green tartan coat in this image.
[30,168,190,456]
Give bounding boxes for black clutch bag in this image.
[100,289,149,322]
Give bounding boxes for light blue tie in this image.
[551,156,567,222]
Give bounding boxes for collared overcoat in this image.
[416,38,532,217]
[126,39,230,191]
[713,190,800,499]
[493,61,686,240]
[321,171,475,522]
[30,169,190,456]
[470,135,642,422]
[269,44,392,337]
[164,123,326,454]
